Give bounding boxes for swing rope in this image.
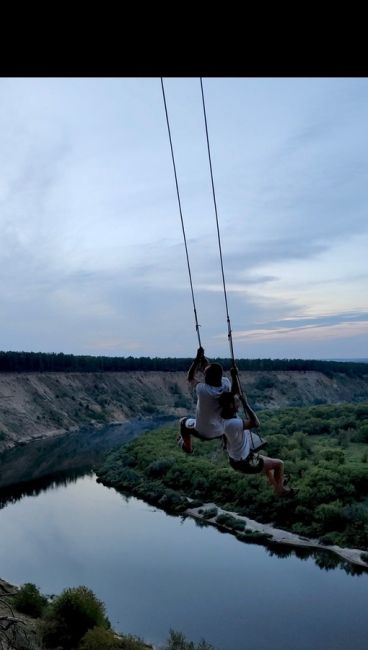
[162,77,264,451]
[200,78,253,417]
[199,78,235,367]
[160,78,202,348]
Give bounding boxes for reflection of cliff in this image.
[1,370,368,450]
[0,468,89,511]
[0,416,174,490]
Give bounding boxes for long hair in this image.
[219,392,236,419]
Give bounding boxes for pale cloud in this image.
[233,321,368,344]
[0,77,367,359]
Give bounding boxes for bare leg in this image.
[177,417,193,453]
[261,456,290,496]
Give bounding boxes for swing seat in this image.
[249,431,267,453]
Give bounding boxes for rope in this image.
[161,78,202,347]
[162,78,264,452]
[200,78,254,429]
[199,78,236,367]
[200,80,266,452]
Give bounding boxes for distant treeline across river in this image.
[1,350,368,376]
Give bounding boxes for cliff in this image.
[0,369,368,451]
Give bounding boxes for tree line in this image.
[0,350,367,376]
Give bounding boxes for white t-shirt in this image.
[190,377,231,438]
[223,417,251,461]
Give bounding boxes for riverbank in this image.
[96,421,368,571]
[3,415,368,571]
[186,502,368,569]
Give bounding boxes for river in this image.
[0,422,368,650]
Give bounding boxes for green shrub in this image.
[200,507,218,519]
[12,582,48,618]
[79,627,122,649]
[215,513,245,531]
[319,532,339,545]
[158,489,187,511]
[42,585,110,649]
[163,629,216,650]
[315,502,346,533]
[79,626,148,649]
[147,458,174,478]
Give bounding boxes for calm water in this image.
[0,427,368,650]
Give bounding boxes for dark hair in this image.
[219,392,236,419]
[204,363,223,387]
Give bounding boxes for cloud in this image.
[224,309,368,357]
[234,321,368,343]
[1,78,368,359]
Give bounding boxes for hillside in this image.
[1,369,368,451]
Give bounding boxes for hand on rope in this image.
[230,365,239,379]
[196,346,205,360]
[188,347,208,382]
[196,346,209,373]
[230,365,241,396]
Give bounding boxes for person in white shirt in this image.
[177,347,238,453]
[219,391,291,496]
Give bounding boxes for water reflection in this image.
[0,415,367,577]
[265,543,367,575]
[1,476,367,650]
[0,416,174,504]
[107,481,368,576]
[0,468,92,510]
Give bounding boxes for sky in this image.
[0,76,367,360]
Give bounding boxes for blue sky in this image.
[1,77,367,359]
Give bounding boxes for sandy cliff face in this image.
[0,370,368,451]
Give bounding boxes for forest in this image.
[0,350,367,376]
[96,401,368,554]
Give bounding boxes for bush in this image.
[315,502,346,533]
[199,507,218,519]
[79,626,148,649]
[42,586,110,649]
[158,489,187,511]
[319,533,338,546]
[79,627,122,649]
[215,513,245,532]
[147,459,174,478]
[12,582,48,618]
[163,629,215,650]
